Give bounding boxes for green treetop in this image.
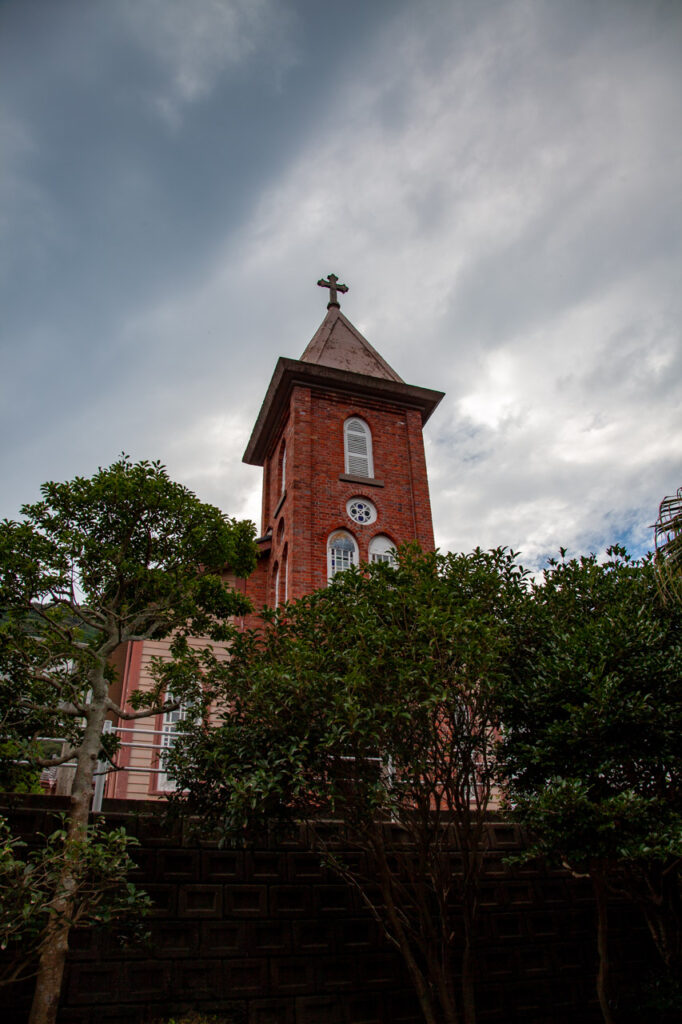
[0,455,257,1024]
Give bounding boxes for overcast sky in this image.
[1,0,680,568]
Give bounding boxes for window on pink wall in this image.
[157,699,192,792]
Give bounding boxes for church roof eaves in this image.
[243,357,444,467]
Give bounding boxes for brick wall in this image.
[252,386,437,606]
[2,797,654,1024]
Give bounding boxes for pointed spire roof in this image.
[300,306,404,383]
[243,291,444,467]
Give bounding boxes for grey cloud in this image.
[1,0,679,570]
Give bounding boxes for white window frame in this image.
[327,530,359,581]
[280,441,286,496]
[158,699,193,792]
[344,418,373,478]
[369,534,397,566]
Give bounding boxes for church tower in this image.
[100,275,443,802]
[242,275,444,608]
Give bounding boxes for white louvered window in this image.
[369,534,397,566]
[327,530,358,580]
[344,418,373,478]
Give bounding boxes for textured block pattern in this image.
[2,799,652,1024]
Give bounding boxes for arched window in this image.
[273,561,280,608]
[344,418,373,478]
[281,544,288,604]
[327,530,358,580]
[369,534,397,566]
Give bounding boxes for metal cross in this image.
[317,273,349,308]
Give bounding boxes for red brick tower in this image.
[243,275,444,609]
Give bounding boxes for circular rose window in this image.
[346,497,377,525]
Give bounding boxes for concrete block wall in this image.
[2,798,651,1024]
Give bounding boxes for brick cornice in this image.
[243,358,444,467]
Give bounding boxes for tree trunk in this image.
[592,869,616,1024]
[461,935,476,1024]
[28,702,105,1024]
[639,863,682,976]
[460,876,478,1024]
[432,953,460,1024]
[370,837,444,1024]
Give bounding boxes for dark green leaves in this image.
[0,455,257,779]
[0,815,151,985]
[168,545,529,833]
[500,545,682,982]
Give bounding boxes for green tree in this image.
[0,814,151,988]
[168,545,528,1024]
[500,546,682,1023]
[0,456,257,1024]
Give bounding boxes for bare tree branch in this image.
[103,696,181,721]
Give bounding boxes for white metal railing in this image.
[31,723,186,812]
[91,720,189,812]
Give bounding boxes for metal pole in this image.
[91,720,112,813]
